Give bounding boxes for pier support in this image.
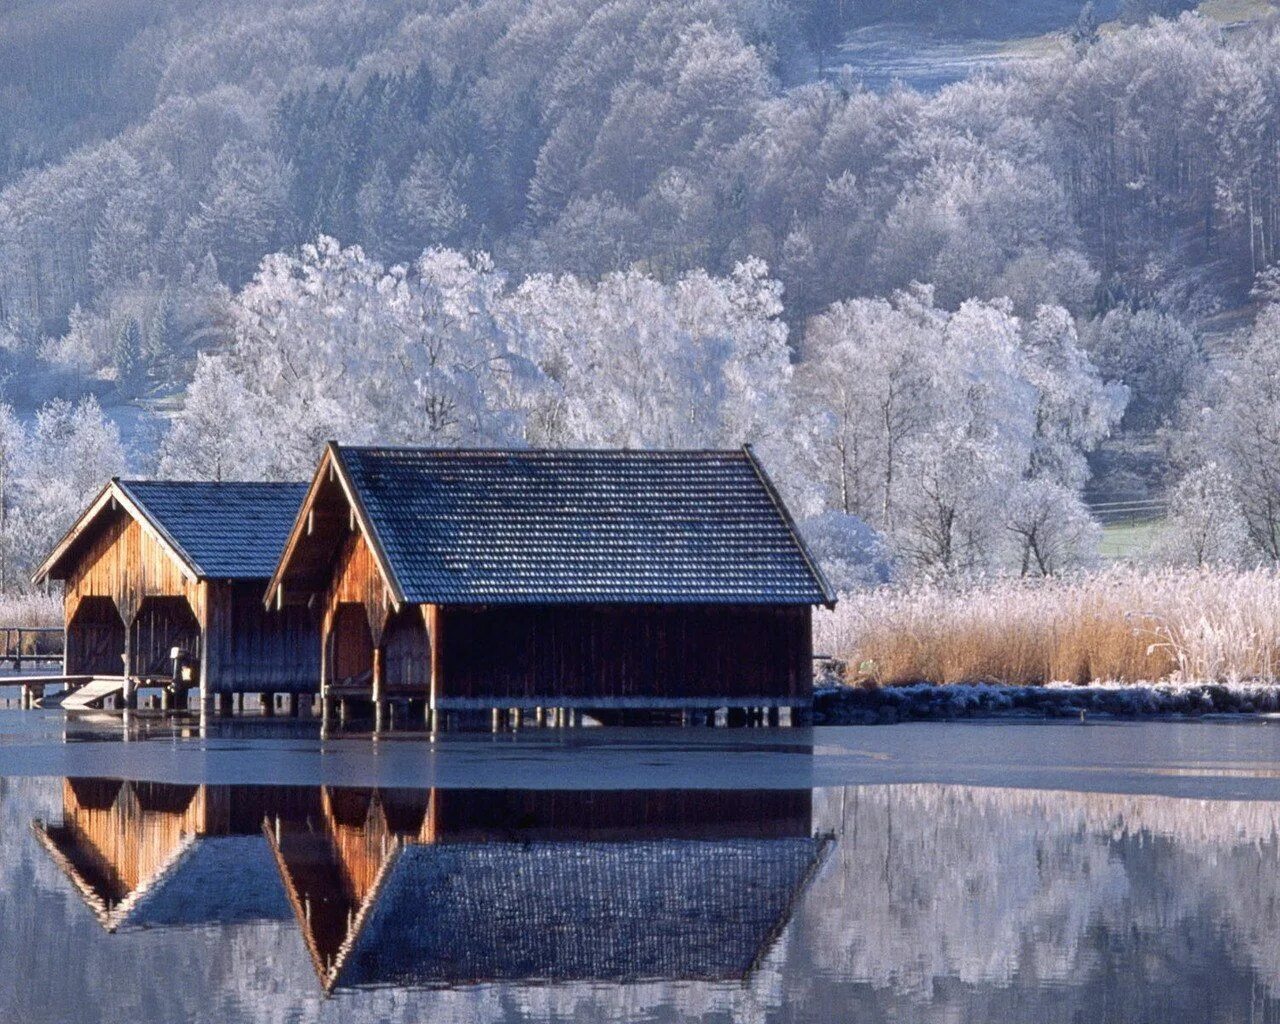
[260,692,275,717]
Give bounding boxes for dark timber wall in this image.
[201,582,321,694]
[436,605,812,707]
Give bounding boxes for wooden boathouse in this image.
[268,444,835,726]
[32,479,318,709]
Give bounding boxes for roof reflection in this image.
[33,780,823,993]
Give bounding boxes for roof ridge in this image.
[120,478,308,487]
[337,445,752,458]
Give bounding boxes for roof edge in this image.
[741,445,838,609]
[329,443,406,608]
[114,479,205,580]
[32,479,203,586]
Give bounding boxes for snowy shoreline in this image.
[813,681,1280,723]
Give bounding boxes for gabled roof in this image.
[35,479,308,584]
[272,444,835,608]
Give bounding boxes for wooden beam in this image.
[427,605,442,712]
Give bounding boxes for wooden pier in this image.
[0,626,63,674]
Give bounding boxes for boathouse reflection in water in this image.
[32,780,824,992]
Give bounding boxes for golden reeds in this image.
[813,568,1280,686]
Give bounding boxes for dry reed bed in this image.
[813,568,1280,686]
[0,592,62,655]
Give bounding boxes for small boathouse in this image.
[32,479,317,708]
[267,444,835,726]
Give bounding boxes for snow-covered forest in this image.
[4,0,1280,589]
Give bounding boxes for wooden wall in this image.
[330,603,373,685]
[202,582,321,694]
[323,531,392,647]
[63,512,202,629]
[436,604,812,705]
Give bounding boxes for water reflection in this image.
[17,778,1280,1021]
[32,780,822,993]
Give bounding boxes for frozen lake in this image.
[7,711,1280,1021]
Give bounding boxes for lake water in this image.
[7,710,1280,1022]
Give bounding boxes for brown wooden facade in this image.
[34,481,319,699]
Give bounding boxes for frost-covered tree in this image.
[794,287,939,522]
[163,237,541,480]
[508,257,793,455]
[797,289,1122,577]
[165,239,797,484]
[1003,478,1101,576]
[797,511,892,593]
[1178,304,1280,560]
[0,404,26,592]
[1082,308,1198,431]
[7,397,127,586]
[1157,462,1254,568]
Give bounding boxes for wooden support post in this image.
[161,688,174,712]
[767,706,780,727]
[286,693,300,717]
[261,692,275,717]
[371,646,385,723]
[510,708,522,729]
[218,691,233,715]
[19,685,30,710]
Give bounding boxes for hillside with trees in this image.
[2,0,1280,586]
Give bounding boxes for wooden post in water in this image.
[286,693,300,717]
[261,692,275,717]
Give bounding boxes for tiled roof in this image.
[336,447,834,606]
[120,480,307,580]
[337,837,822,988]
[116,837,292,931]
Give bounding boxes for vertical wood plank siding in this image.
[201,583,321,694]
[437,605,811,703]
[65,597,127,676]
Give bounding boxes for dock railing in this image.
[0,627,64,674]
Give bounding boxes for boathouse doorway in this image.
[382,608,430,693]
[331,604,374,688]
[131,597,201,679]
[65,597,126,677]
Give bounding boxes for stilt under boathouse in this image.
[32,479,318,710]
[267,444,836,728]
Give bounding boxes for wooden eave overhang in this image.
[265,442,404,612]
